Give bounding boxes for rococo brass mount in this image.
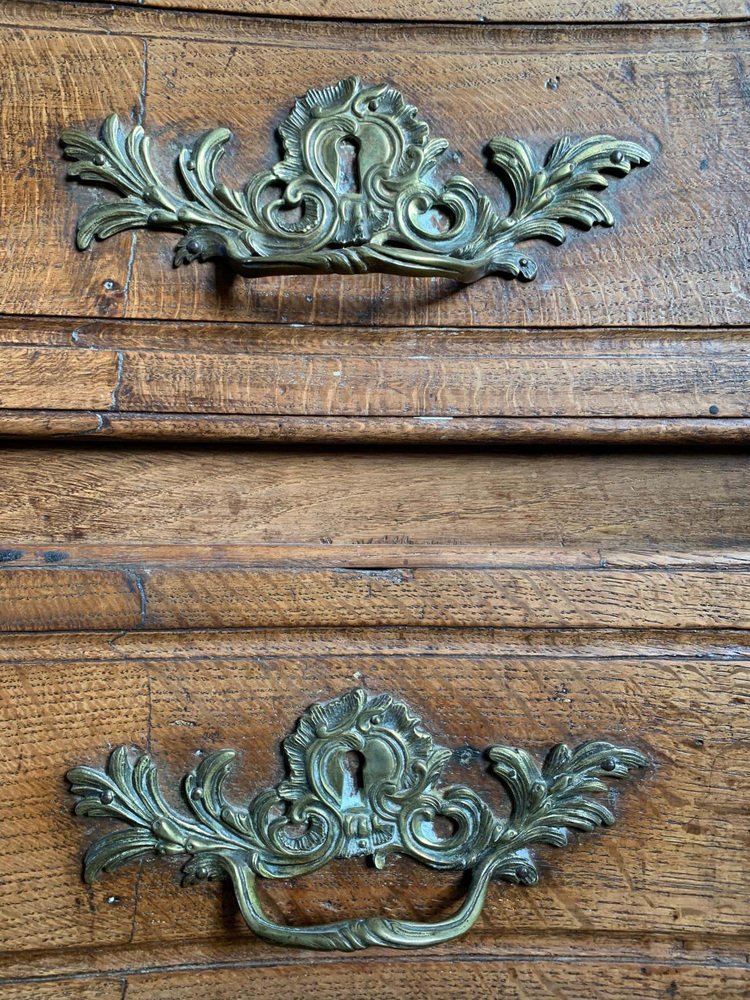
[68,689,647,951]
[61,77,651,283]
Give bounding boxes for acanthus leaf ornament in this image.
[60,77,651,283]
[67,689,647,951]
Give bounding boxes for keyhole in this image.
[337,136,361,194]
[341,750,366,801]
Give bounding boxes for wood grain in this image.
[1,960,748,999]
[4,559,750,630]
[0,447,746,547]
[119,960,750,1000]
[2,320,749,426]
[3,624,750,663]
[6,412,750,445]
[0,349,119,412]
[0,10,747,326]
[0,569,142,631]
[0,25,144,318]
[83,0,750,25]
[0,983,123,1000]
[0,640,746,963]
[1,1,747,992]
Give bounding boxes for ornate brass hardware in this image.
[61,77,650,283]
[68,689,646,951]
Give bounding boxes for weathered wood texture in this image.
[7,412,750,444]
[83,0,750,25]
[1,443,748,628]
[0,8,748,326]
[1,446,746,546]
[1,962,748,1000]
[2,2,748,995]
[0,632,747,975]
[0,320,748,421]
[0,983,122,1000]
[5,550,750,630]
[1,961,748,1000]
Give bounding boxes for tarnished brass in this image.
[68,689,646,951]
[61,77,650,283]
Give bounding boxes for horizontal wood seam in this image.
[19,0,750,30]
[1,948,748,988]
[1,414,748,446]
[4,313,750,334]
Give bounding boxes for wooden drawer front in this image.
[1,0,748,996]
[0,444,748,995]
[0,629,747,995]
[1,5,748,330]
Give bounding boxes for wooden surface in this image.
[82,0,750,25]
[1,1,749,997]
[0,630,747,984]
[2,961,748,999]
[1,320,749,421]
[1,447,747,546]
[0,6,748,327]
[4,547,750,630]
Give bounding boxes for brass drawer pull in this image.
[61,77,650,284]
[68,689,646,951]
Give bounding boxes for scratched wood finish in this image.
[91,0,750,24]
[5,548,750,630]
[2,963,748,1000]
[0,447,746,547]
[0,636,747,960]
[2,1,748,997]
[1,8,748,326]
[100,962,750,1000]
[0,320,748,422]
[7,412,750,445]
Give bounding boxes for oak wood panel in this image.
[119,960,750,1000]
[0,25,144,318]
[0,569,142,631]
[114,349,750,418]
[6,3,750,47]
[89,0,750,25]
[3,544,750,631]
[126,36,750,327]
[0,349,119,412]
[13,541,750,570]
[6,412,750,445]
[1,961,748,999]
[0,983,123,1000]
[2,319,749,423]
[1,448,747,547]
[142,564,750,629]
[4,561,750,631]
[3,625,750,663]
[0,11,747,327]
[0,643,746,961]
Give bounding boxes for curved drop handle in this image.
[67,688,647,951]
[224,852,500,951]
[61,76,650,285]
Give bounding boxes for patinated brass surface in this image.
[68,689,646,951]
[61,77,650,283]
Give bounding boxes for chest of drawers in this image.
[0,1,748,996]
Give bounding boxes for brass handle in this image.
[68,689,646,951]
[224,850,501,950]
[61,76,650,284]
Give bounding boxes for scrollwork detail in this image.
[68,688,646,951]
[61,76,651,283]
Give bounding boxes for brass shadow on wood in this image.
[61,76,650,284]
[68,688,647,951]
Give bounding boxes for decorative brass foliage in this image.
[61,76,650,283]
[68,689,646,950]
